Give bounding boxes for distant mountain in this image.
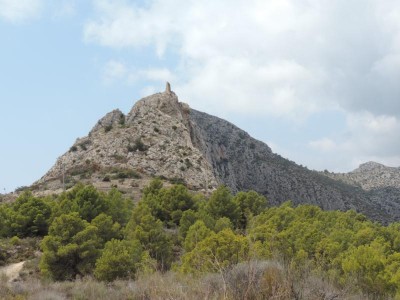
[29,84,400,223]
[322,161,400,190]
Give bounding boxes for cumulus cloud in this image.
[307,112,400,170]
[52,0,77,18]
[84,0,400,117]
[84,0,400,169]
[309,138,337,152]
[343,112,400,158]
[0,0,43,23]
[102,60,128,83]
[141,68,176,83]
[102,59,174,86]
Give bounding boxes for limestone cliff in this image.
[32,86,400,223]
[188,110,399,223]
[322,161,400,191]
[36,86,218,196]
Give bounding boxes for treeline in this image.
[1,180,400,298]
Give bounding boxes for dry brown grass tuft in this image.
[0,260,369,300]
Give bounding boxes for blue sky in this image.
[1,0,400,192]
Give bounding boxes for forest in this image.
[1,180,400,299]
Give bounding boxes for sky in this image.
[1,0,400,193]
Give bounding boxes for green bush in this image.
[5,191,52,237]
[181,229,249,274]
[40,213,101,280]
[206,186,239,226]
[125,202,173,271]
[183,220,212,252]
[128,138,148,152]
[113,169,141,180]
[233,190,267,229]
[95,239,143,281]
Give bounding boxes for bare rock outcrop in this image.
[32,86,400,223]
[36,87,218,194]
[188,109,392,222]
[322,161,400,191]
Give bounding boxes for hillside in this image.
[3,185,398,299]
[28,84,400,223]
[34,86,218,199]
[322,161,400,190]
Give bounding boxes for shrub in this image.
[125,202,173,271]
[180,229,249,274]
[104,125,113,132]
[168,177,186,185]
[233,190,267,229]
[6,191,52,237]
[111,154,127,163]
[10,236,21,246]
[79,140,91,151]
[114,169,141,180]
[206,186,240,226]
[119,115,125,126]
[95,239,143,281]
[40,213,101,280]
[183,220,212,252]
[142,182,196,227]
[184,158,193,169]
[128,138,148,152]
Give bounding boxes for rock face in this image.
[36,88,218,194]
[188,110,400,223]
[34,87,400,223]
[322,161,400,191]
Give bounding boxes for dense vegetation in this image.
[1,180,400,299]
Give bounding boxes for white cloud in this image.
[84,0,182,57]
[309,138,337,152]
[85,0,400,118]
[102,60,128,84]
[141,68,175,82]
[102,60,174,86]
[343,112,400,157]
[305,112,400,171]
[176,57,327,119]
[0,0,43,23]
[85,0,400,170]
[52,0,76,18]
[140,85,158,97]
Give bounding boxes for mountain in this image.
[322,161,400,190]
[29,84,400,223]
[34,86,218,200]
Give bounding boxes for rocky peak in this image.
[353,161,385,173]
[27,86,400,223]
[126,83,189,125]
[322,161,400,192]
[90,109,124,134]
[34,86,218,196]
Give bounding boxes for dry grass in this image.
[0,260,368,300]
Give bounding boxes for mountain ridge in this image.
[321,161,400,191]
[14,85,400,223]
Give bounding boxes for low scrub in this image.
[0,260,364,300]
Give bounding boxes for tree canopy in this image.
[1,180,400,298]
